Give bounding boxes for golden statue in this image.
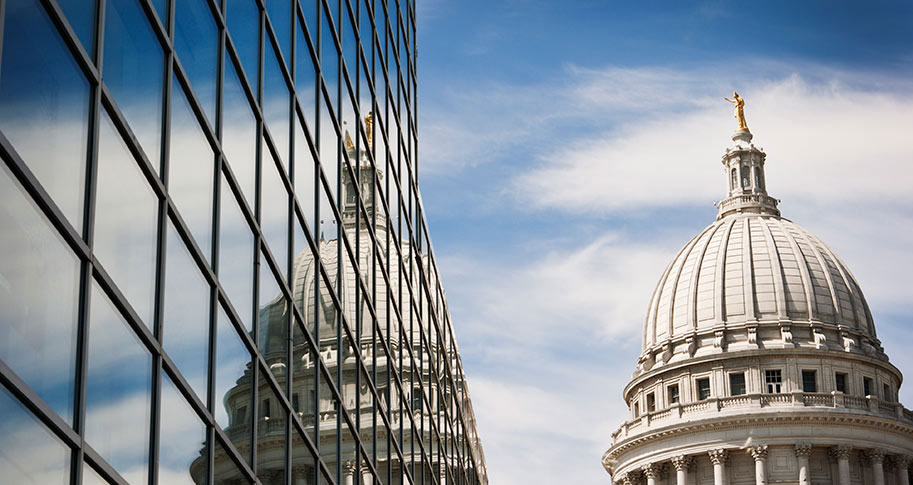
[365,112,373,148]
[724,91,748,131]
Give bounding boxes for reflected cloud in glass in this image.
[163,221,211,401]
[85,282,152,484]
[159,372,207,485]
[103,0,165,171]
[169,78,215,261]
[0,0,90,228]
[0,163,80,425]
[218,177,254,329]
[0,385,70,485]
[94,110,159,326]
[222,55,258,206]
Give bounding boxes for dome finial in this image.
[724,91,749,132]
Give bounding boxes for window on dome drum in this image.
[864,377,874,397]
[731,168,737,190]
[883,384,892,402]
[729,373,746,396]
[697,378,711,401]
[633,402,640,417]
[802,370,817,393]
[646,392,655,412]
[260,398,271,419]
[667,384,680,404]
[741,165,750,187]
[765,369,783,393]
[835,373,848,393]
[233,406,247,425]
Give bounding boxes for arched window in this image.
[741,165,750,188]
[731,168,737,190]
[755,167,763,190]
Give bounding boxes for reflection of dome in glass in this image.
[194,141,486,485]
[603,126,913,484]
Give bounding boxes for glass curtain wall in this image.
[0,0,488,484]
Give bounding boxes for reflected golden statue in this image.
[365,111,374,148]
[724,91,748,131]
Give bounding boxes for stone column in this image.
[671,455,693,485]
[642,463,660,485]
[866,449,886,485]
[795,443,812,485]
[709,449,729,485]
[749,445,768,485]
[343,460,357,485]
[832,446,852,485]
[896,455,912,485]
[292,464,314,485]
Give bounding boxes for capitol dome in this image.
[603,116,913,485]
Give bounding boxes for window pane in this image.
[296,18,317,136]
[219,177,254,329]
[103,0,165,172]
[94,109,159,326]
[81,462,110,485]
[256,369,287,481]
[175,0,219,124]
[295,117,317,235]
[0,0,90,227]
[261,149,289,276]
[213,438,251,484]
[54,1,95,56]
[215,310,254,471]
[169,79,215,260]
[0,384,70,485]
[85,282,152,485]
[159,372,208,485]
[0,163,80,424]
[222,56,258,205]
[163,221,211,401]
[265,0,291,66]
[264,41,290,165]
[259,252,288,390]
[215,306,251,431]
[226,0,260,96]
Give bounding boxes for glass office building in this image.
[0,0,488,484]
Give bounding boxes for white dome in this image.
[643,213,875,352]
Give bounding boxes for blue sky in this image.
[415,2,913,483]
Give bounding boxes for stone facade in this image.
[603,128,913,485]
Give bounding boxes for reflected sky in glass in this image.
[264,40,290,165]
[94,110,159,326]
[163,221,211,402]
[226,0,260,97]
[175,0,219,125]
[0,164,79,425]
[169,78,215,262]
[85,282,152,485]
[222,55,258,206]
[294,117,317,235]
[103,0,164,171]
[261,145,289,277]
[265,0,291,66]
[159,372,208,485]
[0,0,90,229]
[296,18,317,141]
[0,385,70,485]
[219,177,254,329]
[56,0,96,56]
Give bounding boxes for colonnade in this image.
[614,445,912,485]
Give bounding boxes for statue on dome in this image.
[724,91,748,131]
